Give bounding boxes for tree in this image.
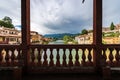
[82,0,85,3]
[63,35,73,42]
[0,16,14,28]
[110,22,115,30]
[81,29,88,35]
[2,16,12,23]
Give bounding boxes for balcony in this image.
[0,0,120,80]
[0,44,120,80]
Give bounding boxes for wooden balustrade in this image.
[101,45,120,67]
[0,45,23,67]
[29,45,94,68]
[27,44,120,70]
[0,44,120,73]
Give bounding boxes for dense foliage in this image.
[110,22,115,30]
[2,16,12,23]
[0,16,14,28]
[63,35,73,42]
[103,32,120,37]
[81,29,88,35]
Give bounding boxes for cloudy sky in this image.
[0,0,120,35]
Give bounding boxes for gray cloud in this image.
[103,0,120,27]
[0,0,120,34]
[0,0,21,25]
[30,0,93,34]
[44,17,93,34]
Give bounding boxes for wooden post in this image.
[93,0,102,72]
[21,0,30,72]
[102,66,111,80]
[13,67,22,80]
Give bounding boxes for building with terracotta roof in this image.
[75,32,93,44]
[0,26,44,44]
[75,24,120,44]
[0,26,21,44]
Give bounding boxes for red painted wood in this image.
[21,0,30,68]
[109,48,114,66]
[87,49,93,66]
[0,49,3,65]
[37,48,42,66]
[115,49,120,66]
[49,48,54,67]
[93,0,102,71]
[11,49,15,66]
[43,48,48,66]
[102,49,107,66]
[68,49,73,67]
[62,49,67,67]
[31,48,35,66]
[56,49,60,67]
[17,49,22,66]
[75,48,80,66]
[82,49,86,66]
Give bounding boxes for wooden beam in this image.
[21,0,30,70]
[21,0,30,45]
[93,0,102,71]
[93,0,102,45]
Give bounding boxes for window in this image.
[102,0,120,44]
[0,0,21,44]
[30,0,93,45]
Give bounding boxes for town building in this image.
[0,26,44,44]
[75,32,93,44]
[103,24,120,33]
[75,24,120,44]
[0,26,21,44]
[30,31,43,44]
[102,37,120,44]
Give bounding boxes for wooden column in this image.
[21,0,30,70]
[93,0,102,71]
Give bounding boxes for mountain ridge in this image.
[44,33,78,39]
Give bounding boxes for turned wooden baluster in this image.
[14,49,19,65]
[37,48,42,66]
[68,49,73,67]
[87,48,92,66]
[115,48,120,66]
[5,50,10,66]
[43,48,48,66]
[102,49,107,66]
[11,49,15,66]
[82,49,86,66]
[56,48,60,67]
[62,49,67,67]
[75,48,80,66]
[49,48,54,67]
[15,49,19,62]
[31,48,35,66]
[0,49,3,65]
[109,48,114,67]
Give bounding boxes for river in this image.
[49,40,64,44]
